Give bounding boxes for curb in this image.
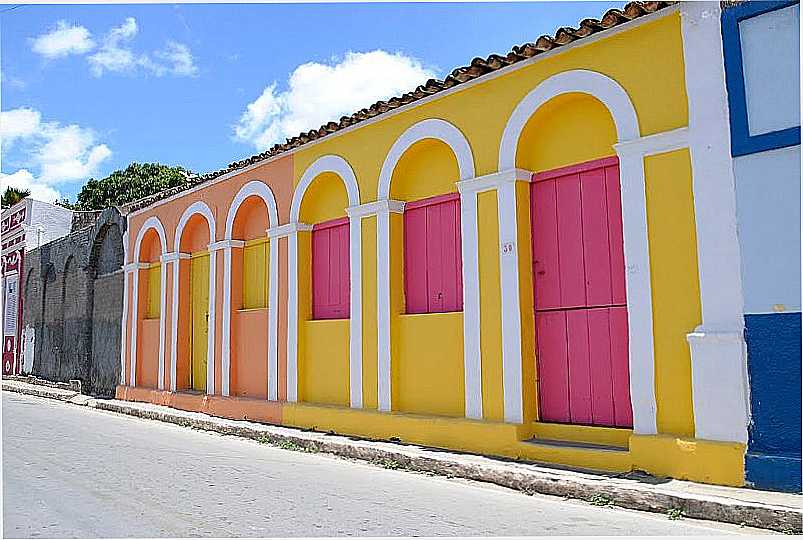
[4,380,801,533]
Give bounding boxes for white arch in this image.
[220,180,280,399]
[286,154,363,408]
[133,216,167,261]
[498,69,641,170]
[172,200,217,395]
[377,118,475,200]
[174,201,216,251]
[289,155,360,222]
[128,216,167,391]
[224,180,279,239]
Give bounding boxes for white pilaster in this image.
[680,1,749,443]
[348,215,363,408]
[458,189,482,420]
[211,239,244,397]
[162,251,190,392]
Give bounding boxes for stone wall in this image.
[22,207,126,396]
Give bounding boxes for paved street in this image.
[3,392,767,538]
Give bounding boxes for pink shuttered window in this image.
[530,156,633,428]
[312,217,350,320]
[403,193,463,314]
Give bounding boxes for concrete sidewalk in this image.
[3,378,801,533]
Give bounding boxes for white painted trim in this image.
[268,222,312,239]
[498,70,640,170]
[168,254,189,392]
[221,181,281,398]
[457,168,532,194]
[289,155,361,222]
[224,180,280,239]
[119,232,130,385]
[460,189,482,419]
[127,6,677,220]
[207,247,217,396]
[173,201,217,395]
[129,269,140,386]
[497,179,527,424]
[614,127,690,157]
[157,261,167,390]
[160,251,191,263]
[129,216,168,389]
[680,1,749,444]
[267,236,279,401]
[346,199,405,218]
[375,119,475,414]
[209,239,244,250]
[378,119,475,201]
[290,155,362,408]
[285,226,303,402]
[174,201,216,252]
[376,207,392,412]
[614,152,659,435]
[349,215,363,408]
[220,245,235,397]
[495,67,664,432]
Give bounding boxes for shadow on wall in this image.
[22,207,126,397]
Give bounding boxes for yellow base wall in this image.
[299,319,350,406]
[630,434,746,487]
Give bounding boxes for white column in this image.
[205,242,225,396]
[681,1,749,443]
[267,235,279,401]
[370,200,404,412]
[119,233,130,386]
[124,261,147,387]
[457,168,530,424]
[457,189,483,420]
[212,239,244,397]
[270,222,312,403]
[348,215,363,408]
[496,179,525,424]
[157,261,167,390]
[163,251,190,392]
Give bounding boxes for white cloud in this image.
[31,20,95,59]
[87,17,197,78]
[1,108,42,148]
[234,50,437,150]
[0,169,61,203]
[0,107,113,203]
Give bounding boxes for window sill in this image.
[306,317,350,323]
[237,307,268,313]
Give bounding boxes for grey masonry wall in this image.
[22,207,126,396]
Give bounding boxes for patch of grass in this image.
[589,494,614,508]
[781,527,796,535]
[666,508,684,521]
[277,439,314,453]
[374,458,402,470]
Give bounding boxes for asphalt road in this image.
[2,391,767,538]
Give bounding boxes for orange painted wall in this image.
[137,319,160,388]
[231,309,270,399]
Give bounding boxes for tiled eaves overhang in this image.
[128,1,675,213]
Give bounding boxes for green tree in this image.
[73,162,192,210]
[1,187,31,209]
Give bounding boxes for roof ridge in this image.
[130,1,674,212]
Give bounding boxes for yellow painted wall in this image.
[644,149,700,436]
[515,181,537,423]
[299,172,350,223]
[389,139,461,201]
[243,238,268,309]
[145,264,161,320]
[515,93,618,173]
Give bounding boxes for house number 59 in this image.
[501,241,515,255]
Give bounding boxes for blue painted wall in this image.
[744,313,802,492]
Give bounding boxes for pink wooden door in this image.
[531,157,633,428]
[312,217,350,320]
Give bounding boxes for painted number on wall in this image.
[501,241,515,256]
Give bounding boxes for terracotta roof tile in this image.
[129,1,674,212]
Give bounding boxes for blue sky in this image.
[1,1,621,202]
